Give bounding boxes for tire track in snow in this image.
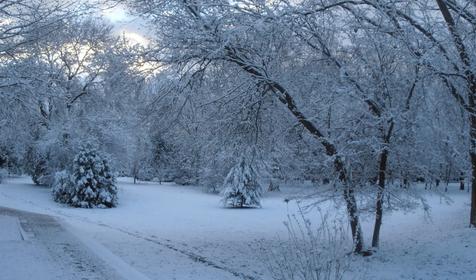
[0,189,260,280]
[95,223,259,280]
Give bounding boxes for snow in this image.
[0,237,67,280]
[62,221,152,280]
[0,206,127,280]
[0,176,475,279]
[0,215,22,241]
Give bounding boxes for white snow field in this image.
[0,176,475,280]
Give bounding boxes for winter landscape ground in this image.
[1,176,474,280]
[2,1,476,280]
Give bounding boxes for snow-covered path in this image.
[0,177,475,280]
[0,206,134,280]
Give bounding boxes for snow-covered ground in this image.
[0,177,475,279]
[0,206,131,280]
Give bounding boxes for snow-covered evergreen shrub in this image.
[65,145,117,208]
[221,157,262,208]
[52,170,73,204]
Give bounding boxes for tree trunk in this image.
[343,184,364,252]
[278,89,365,253]
[371,121,394,248]
[469,109,476,226]
[435,0,476,227]
[372,148,388,248]
[468,83,476,226]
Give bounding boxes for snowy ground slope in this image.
[0,177,474,280]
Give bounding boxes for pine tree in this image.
[221,157,262,208]
[54,145,118,208]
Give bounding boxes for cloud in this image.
[99,4,150,46]
[101,6,129,24]
[121,30,149,46]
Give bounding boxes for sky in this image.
[100,4,150,46]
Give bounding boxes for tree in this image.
[122,0,366,253]
[0,0,74,57]
[268,0,475,249]
[0,0,77,181]
[53,144,118,208]
[311,0,476,226]
[222,155,262,208]
[434,0,476,227]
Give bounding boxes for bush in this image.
[52,145,117,208]
[262,208,351,280]
[52,171,73,204]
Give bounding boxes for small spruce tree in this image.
[221,156,262,208]
[56,145,117,208]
